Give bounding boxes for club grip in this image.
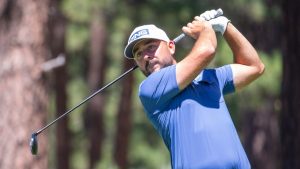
[173,8,223,43]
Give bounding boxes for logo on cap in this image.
[129,29,149,42]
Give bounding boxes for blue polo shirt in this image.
[139,65,250,169]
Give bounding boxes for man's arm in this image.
[224,23,265,91]
[176,18,217,90]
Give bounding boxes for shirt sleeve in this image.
[138,65,180,115]
[215,65,235,95]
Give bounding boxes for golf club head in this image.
[30,133,38,155]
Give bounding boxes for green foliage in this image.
[62,0,93,23]
[66,24,89,52]
[68,78,89,169]
[249,0,266,22]
[67,78,88,133]
[129,118,170,169]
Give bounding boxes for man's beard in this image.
[142,61,173,77]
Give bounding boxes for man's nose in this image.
[143,53,154,61]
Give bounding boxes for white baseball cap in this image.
[124,24,170,59]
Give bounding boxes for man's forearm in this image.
[224,23,263,69]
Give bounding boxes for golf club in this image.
[30,65,138,155]
[30,8,223,155]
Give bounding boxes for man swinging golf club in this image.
[124,9,264,168]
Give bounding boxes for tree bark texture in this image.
[0,0,50,168]
[241,98,280,169]
[48,0,70,169]
[84,10,107,169]
[280,0,300,168]
[114,60,135,169]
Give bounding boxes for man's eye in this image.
[151,44,157,50]
[135,52,142,59]
[147,44,157,52]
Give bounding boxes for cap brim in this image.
[124,39,141,59]
[124,38,152,59]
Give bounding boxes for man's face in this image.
[133,39,176,76]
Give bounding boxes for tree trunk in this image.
[280,0,300,168]
[114,60,135,169]
[0,0,50,168]
[48,0,70,169]
[241,97,280,169]
[84,10,107,169]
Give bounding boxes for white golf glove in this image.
[200,9,222,21]
[198,9,230,35]
[208,16,230,35]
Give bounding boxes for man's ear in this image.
[168,41,175,54]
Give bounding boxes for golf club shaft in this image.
[36,65,138,135]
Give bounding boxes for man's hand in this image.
[196,9,230,35]
[182,17,212,39]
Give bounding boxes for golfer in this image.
[124,9,264,169]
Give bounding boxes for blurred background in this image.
[0,0,299,168]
